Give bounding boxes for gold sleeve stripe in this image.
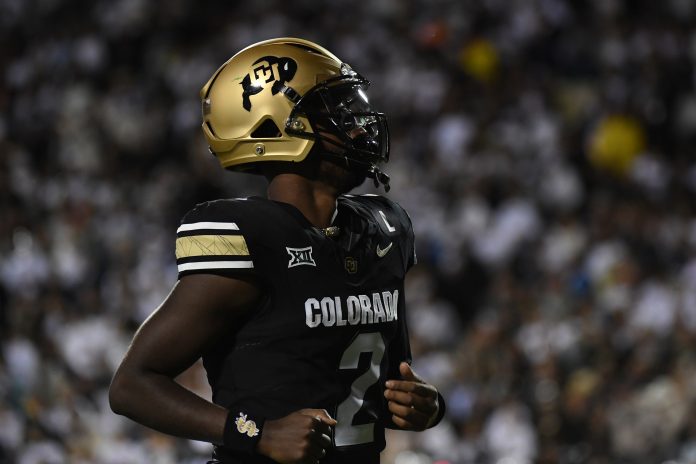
[175,234,250,259]
[178,261,253,272]
[177,222,239,234]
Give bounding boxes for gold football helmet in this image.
[200,37,390,189]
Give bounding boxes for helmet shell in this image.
[200,38,344,170]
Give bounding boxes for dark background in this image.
[2,0,696,462]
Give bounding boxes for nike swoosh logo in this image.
[376,242,393,258]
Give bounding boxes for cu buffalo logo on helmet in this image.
[240,56,298,111]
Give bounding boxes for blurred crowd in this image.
[2,0,696,463]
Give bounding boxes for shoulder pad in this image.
[343,194,412,238]
[342,194,416,271]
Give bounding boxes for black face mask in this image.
[285,74,391,191]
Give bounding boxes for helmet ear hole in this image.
[251,119,282,138]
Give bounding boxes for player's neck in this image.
[267,173,337,228]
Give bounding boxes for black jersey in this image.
[174,194,416,464]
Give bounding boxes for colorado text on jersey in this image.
[304,290,399,328]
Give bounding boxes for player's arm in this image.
[380,200,444,431]
[109,273,260,443]
[109,274,336,463]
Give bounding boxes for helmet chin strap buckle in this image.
[370,166,391,192]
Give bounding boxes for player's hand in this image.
[256,408,336,464]
[384,362,440,431]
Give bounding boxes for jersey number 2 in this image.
[335,332,386,447]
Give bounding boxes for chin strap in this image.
[314,148,391,192]
[369,165,391,192]
[322,150,391,192]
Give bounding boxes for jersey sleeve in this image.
[175,200,256,279]
[402,207,417,271]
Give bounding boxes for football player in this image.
[109,38,445,464]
